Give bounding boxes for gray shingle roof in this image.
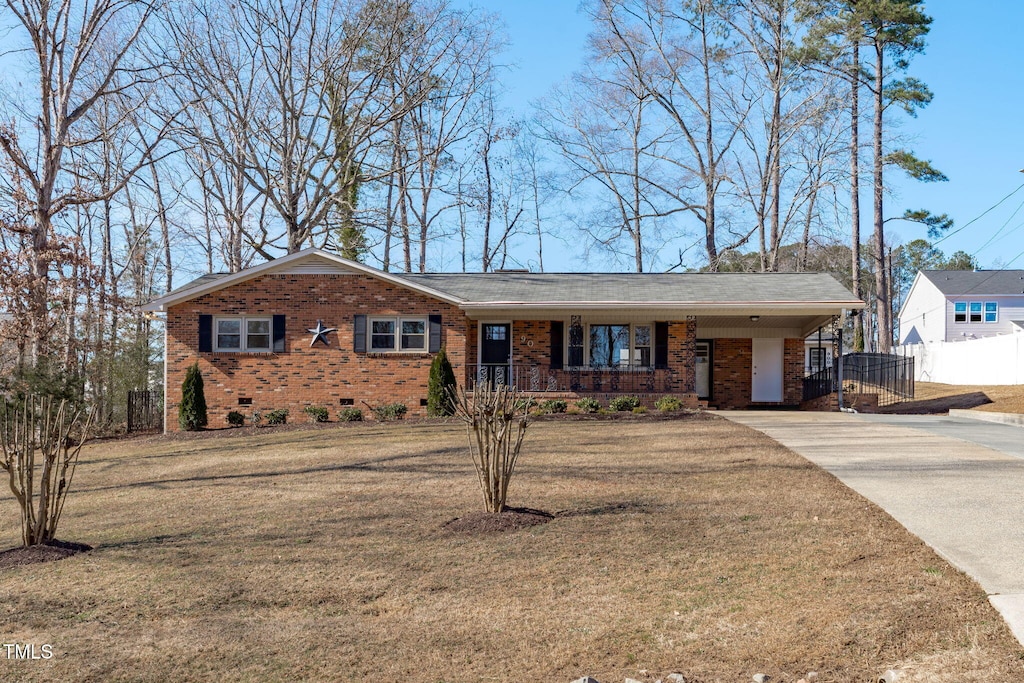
[401,272,857,304]
[921,270,1024,296]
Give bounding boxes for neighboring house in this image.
[898,270,1024,384]
[143,249,862,430]
[899,270,1024,344]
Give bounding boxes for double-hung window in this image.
[969,302,983,323]
[954,302,967,323]
[215,316,271,352]
[369,317,427,352]
[985,302,998,323]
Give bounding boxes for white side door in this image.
[751,338,783,402]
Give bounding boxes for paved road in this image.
[719,410,1024,646]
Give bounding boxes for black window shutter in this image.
[199,314,212,352]
[654,322,669,369]
[549,320,564,369]
[428,315,442,352]
[353,315,367,353]
[272,314,286,352]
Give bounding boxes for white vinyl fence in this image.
[898,334,1024,385]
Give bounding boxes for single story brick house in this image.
[143,249,862,429]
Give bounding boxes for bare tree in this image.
[589,0,751,271]
[537,70,685,272]
[0,0,162,364]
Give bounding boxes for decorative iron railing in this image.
[469,365,681,394]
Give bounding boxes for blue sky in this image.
[456,0,1024,271]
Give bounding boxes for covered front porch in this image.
[461,312,837,410]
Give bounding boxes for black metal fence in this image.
[127,390,163,433]
[802,353,915,407]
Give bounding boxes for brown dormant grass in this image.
[1,415,1021,682]
[911,382,1024,414]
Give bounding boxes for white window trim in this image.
[969,301,983,323]
[368,316,428,353]
[214,315,272,353]
[985,301,999,323]
[954,301,967,324]
[584,322,653,369]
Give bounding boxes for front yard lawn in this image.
[1,415,1020,682]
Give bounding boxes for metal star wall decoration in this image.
[307,319,337,347]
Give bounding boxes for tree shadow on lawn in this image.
[76,447,470,493]
[879,390,992,414]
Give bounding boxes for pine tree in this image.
[427,347,457,417]
[178,362,208,431]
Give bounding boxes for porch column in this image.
[667,319,697,394]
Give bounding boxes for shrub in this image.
[372,403,407,421]
[609,395,641,412]
[337,407,363,422]
[451,383,530,513]
[304,405,329,423]
[575,397,600,413]
[515,397,537,411]
[539,399,568,414]
[0,392,93,546]
[251,410,263,426]
[178,362,208,431]
[226,411,245,427]
[427,347,457,417]
[266,409,289,425]
[655,396,685,412]
[632,406,648,414]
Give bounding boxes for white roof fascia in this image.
[142,249,464,312]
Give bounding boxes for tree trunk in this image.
[872,42,890,353]
[850,42,865,351]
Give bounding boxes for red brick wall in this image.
[710,337,803,409]
[667,320,697,392]
[165,273,467,429]
[710,338,752,409]
[783,338,804,405]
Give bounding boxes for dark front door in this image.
[480,323,511,385]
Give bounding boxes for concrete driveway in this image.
[719,410,1024,645]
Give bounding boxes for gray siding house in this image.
[899,270,1024,344]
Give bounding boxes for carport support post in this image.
[837,327,844,411]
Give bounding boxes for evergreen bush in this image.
[178,363,208,431]
[427,347,458,416]
[609,395,641,412]
[304,406,329,423]
[226,411,245,427]
[371,403,407,421]
[266,409,289,425]
[539,399,568,414]
[337,407,363,422]
[575,397,600,413]
[655,396,685,412]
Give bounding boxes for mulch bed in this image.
[0,540,93,569]
[443,507,554,534]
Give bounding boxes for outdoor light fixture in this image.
[749,315,760,322]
